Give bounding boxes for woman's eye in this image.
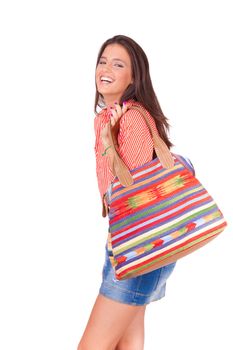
[98,61,123,67]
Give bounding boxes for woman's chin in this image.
[98,86,114,95]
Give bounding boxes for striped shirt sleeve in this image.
[117,108,155,170]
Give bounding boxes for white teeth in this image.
[101,76,113,83]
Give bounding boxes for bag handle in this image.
[107,120,134,187]
[130,106,174,169]
[107,105,175,187]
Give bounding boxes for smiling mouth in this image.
[100,76,114,84]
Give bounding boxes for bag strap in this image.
[107,120,134,187]
[107,105,174,187]
[129,106,174,169]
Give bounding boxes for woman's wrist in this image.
[102,145,112,156]
[101,137,118,157]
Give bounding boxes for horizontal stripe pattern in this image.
[108,156,227,280]
[112,201,218,252]
[110,185,208,233]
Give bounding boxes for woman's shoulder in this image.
[121,100,153,125]
[124,99,152,116]
[120,100,158,136]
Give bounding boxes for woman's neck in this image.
[103,96,120,108]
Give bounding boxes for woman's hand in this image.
[101,102,128,146]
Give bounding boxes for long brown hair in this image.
[94,35,173,149]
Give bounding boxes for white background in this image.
[0,0,232,349]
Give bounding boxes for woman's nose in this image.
[102,63,112,73]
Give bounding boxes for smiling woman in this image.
[77,35,177,350]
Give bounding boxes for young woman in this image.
[78,35,176,350]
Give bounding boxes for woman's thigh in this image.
[78,294,145,350]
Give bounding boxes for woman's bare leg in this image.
[77,294,146,350]
[115,306,146,350]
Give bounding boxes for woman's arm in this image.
[101,104,155,172]
[100,103,128,172]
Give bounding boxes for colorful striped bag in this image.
[106,105,227,280]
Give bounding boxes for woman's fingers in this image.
[114,102,123,116]
[122,101,128,114]
[103,102,129,143]
[110,102,128,126]
[110,108,119,126]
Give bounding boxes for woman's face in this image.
[95,43,133,104]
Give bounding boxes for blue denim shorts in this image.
[99,245,176,306]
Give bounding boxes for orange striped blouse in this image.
[94,100,158,200]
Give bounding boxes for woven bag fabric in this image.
[108,155,227,280]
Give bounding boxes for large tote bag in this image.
[106,105,227,280]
